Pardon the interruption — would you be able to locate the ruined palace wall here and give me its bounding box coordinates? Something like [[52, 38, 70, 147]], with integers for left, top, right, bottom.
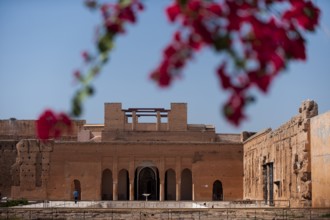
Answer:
[[193, 144, 243, 200], [311, 111, 330, 208], [39, 141, 243, 201], [10, 140, 53, 200], [217, 134, 241, 143], [102, 130, 217, 142], [0, 120, 36, 139], [243, 129, 271, 201], [0, 140, 18, 198], [0, 120, 86, 140], [243, 100, 318, 207], [124, 123, 168, 131]]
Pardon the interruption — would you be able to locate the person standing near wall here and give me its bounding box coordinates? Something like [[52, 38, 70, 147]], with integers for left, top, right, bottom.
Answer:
[[73, 190, 79, 204]]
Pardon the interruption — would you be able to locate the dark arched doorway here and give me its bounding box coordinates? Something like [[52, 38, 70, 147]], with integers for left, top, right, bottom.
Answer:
[[165, 169, 176, 200], [181, 169, 192, 200], [212, 180, 223, 201], [101, 169, 113, 200], [134, 167, 159, 200], [118, 169, 129, 200], [71, 179, 81, 200]]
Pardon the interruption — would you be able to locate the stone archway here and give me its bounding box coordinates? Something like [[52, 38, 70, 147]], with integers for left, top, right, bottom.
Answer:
[[212, 180, 223, 201], [165, 169, 176, 200], [181, 169, 192, 200], [134, 167, 159, 200], [101, 169, 113, 200]]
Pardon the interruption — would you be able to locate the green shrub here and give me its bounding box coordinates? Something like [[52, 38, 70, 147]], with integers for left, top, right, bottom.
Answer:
[[321, 213, 330, 218], [0, 198, 28, 207]]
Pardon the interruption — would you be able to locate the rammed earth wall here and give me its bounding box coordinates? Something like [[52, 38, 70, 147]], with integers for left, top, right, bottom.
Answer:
[[243, 100, 318, 208], [311, 111, 330, 207], [0, 119, 86, 141], [10, 140, 54, 200], [0, 140, 18, 198]]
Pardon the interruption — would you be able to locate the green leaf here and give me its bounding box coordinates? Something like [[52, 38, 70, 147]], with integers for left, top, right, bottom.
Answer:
[[84, 0, 98, 10], [223, 105, 233, 116], [178, 0, 188, 7], [98, 33, 114, 53], [119, 0, 132, 7], [86, 86, 94, 96], [72, 96, 82, 117], [234, 58, 246, 69], [100, 52, 109, 64], [213, 34, 230, 51], [91, 66, 100, 76], [245, 95, 255, 104]]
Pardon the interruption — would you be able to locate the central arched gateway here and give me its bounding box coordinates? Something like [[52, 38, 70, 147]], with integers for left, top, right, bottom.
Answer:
[[134, 167, 159, 200]]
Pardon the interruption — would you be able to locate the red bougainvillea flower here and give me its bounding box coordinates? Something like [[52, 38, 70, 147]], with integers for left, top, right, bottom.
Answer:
[[166, 3, 181, 22], [73, 70, 81, 80], [118, 7, 136, 23], [217, 63, 232, 90], [283, 1, 320, 31], [223, 93, 247, 126], [81, 51, 92, 63], [248, 71, 273, 93], [36, 110, 72, 140]]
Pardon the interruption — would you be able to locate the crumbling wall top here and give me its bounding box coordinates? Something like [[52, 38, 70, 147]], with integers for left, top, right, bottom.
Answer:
[[299, 99, 318, 119]]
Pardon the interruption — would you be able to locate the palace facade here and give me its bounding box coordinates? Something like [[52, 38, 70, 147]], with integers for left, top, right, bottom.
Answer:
[[0, 101, 329, 207]]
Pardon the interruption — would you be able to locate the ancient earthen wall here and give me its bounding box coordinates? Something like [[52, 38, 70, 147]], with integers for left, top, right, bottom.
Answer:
[[0, 140, 18, 198], [243, 129, 271, 202], [32, 141, 243, 201], [0, 120, 36, 139], [311, 111, 330, 207], [193, 144, 243, 200], [217, 134, 241, 143], [101, 130, 218, 142], [10, 140, 53, 200], [124, 123, 168, 131], [0, 119, 86, 141], [243, 100, 318, 207]]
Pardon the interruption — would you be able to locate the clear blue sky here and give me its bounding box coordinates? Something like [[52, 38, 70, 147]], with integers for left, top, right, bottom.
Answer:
[[1, 0, 329, 133]]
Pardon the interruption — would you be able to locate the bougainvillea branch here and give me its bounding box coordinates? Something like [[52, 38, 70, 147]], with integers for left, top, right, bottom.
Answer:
[[37, 0, 144, 139], [151, 0, 320, 125], [71, 0, 144, 117], [36, 0, 320, 140]]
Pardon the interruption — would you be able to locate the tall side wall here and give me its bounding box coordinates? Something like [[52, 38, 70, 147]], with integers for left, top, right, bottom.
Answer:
[[311, 111, 330, 207], [243, 129, 271, 201], [243, 100, 318, 207]]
